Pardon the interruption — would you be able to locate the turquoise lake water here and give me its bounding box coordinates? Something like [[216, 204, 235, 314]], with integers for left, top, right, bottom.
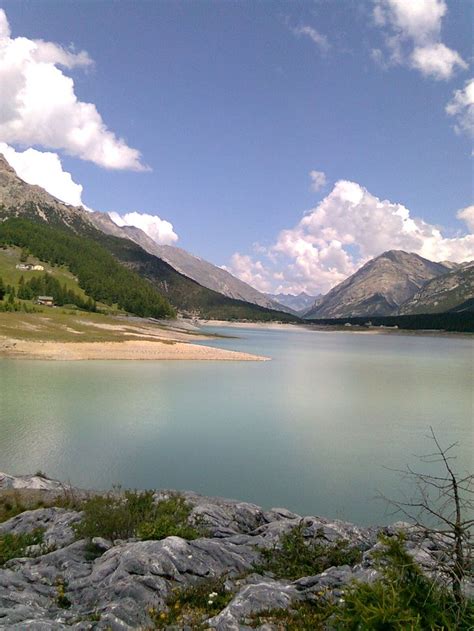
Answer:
[[0, 326, 472, 525]]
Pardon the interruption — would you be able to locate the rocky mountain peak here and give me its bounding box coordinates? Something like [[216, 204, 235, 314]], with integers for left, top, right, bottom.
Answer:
[[0, 153, 17, 175], [306, 250, 453, 319]]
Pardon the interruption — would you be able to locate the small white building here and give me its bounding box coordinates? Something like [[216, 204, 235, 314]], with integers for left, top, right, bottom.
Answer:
[[15, 263, 44, 271], [37, 296, 54, 306]]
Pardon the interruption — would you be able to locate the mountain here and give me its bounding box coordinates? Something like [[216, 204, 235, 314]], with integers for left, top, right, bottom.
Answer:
[[398, 262, 474, 314], [90, 211, 285, 311], [0, 154, 298, 322], [0, 155, 92, 232], [266, 291, 319, 313], [305, 250, 452, 319]]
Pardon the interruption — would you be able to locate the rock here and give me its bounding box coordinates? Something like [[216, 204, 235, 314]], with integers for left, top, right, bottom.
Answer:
[[207, 578, 300, 630], [0, 473, 66, 492], [91, 537, 113, 552], [0, 473, 471, 629], [0, 508, 82, 549]]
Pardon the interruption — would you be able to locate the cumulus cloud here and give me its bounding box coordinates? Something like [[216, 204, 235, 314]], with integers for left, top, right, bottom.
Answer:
[[309, 170, 327, 191], [0, 9, 146, 170], [292, 25, 329, 54], [109, 211, 178, 246], [457, 205, 474, 232], [446, 79, 474, 139], [222, 254, 274, 293], [225, 180, 474, 295], [0, 142, 85, 206], [372, 0, 467, 80]]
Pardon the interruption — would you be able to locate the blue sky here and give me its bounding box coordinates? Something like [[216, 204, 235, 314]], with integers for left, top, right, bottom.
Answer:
[[0, 0, 472, 293]]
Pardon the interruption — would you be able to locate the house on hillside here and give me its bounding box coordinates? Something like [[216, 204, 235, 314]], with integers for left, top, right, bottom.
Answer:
[[15, 263, 45, 271], [37, 296, 54, 306]]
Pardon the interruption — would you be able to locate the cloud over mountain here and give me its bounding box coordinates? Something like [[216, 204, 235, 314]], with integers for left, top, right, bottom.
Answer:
[[109, 211, 178, 246], [225, 180, 474, 295], [0, 9, 146, 170], [0, 142, 85, 207]]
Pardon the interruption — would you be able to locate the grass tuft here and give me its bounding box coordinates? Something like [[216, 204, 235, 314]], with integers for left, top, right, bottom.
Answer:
[[74, 490, 203, 542], [255, 522, 362, 580]]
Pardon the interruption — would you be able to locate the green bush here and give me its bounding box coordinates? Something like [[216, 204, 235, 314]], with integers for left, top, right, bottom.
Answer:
[[255, 523, 362, 580], [0, 529, 44, 566], [74, 490, 202, 542], [333, 534, 474, 630]]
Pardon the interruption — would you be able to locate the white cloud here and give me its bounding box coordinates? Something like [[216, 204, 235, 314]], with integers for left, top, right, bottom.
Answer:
[[225, 180, 474, 295], [457, 205, 474, 232], [372, 0, 466, 80], [292, 25, 329, 53], [0, 142, 85, 206], [222, 253, 274, 293], [446, 79, 474, 139], [309, 170, 327, 191], [109, 211, 178, 246], [411, 44, 467, 81], [0, 9, 146, 170]]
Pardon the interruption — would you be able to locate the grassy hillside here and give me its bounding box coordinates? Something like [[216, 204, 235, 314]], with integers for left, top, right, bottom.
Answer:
[[0, 216, 300, 322], [0, 219, 175, 319], [0, 310, 183, 343], [88, 229, 301, 322], [0, 246, 88, 300]]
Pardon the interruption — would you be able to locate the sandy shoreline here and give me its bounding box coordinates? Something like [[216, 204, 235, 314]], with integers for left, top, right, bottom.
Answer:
[[0, 338, 269, 361]]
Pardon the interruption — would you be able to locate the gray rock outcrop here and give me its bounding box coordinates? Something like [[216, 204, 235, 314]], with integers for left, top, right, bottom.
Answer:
[[0, 474, 468, 630]]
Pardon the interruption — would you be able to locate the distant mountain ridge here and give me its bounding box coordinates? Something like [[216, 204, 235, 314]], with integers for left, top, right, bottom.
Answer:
[[398, 262, 474, 314], [2, 154, 472, 320], [305, 250, 454, 319], [90, 212, 287, 311], [266, 291, 319, 313], [0, 154, 92, 232], [0, 154, 299, 322]]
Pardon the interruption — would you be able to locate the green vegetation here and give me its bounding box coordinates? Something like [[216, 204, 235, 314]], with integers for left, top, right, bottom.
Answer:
[[150, 577, 233, 628], [307, 312, 474, 332], [0, 218, 299, 322], [250, 533, 473, 630], [0, 219, 175, 319], [55, 576, 72, 609], [0, 245, 86, 295], [0, 491, 44, 523], [74, 490, 203, 542], [0, 529, 44, 566], [255, 523, 362, 580], [92, 230, 301, 322], [0, 309, 178, 343], [17, 274, 96, 311], [335, 534, 474, 630]]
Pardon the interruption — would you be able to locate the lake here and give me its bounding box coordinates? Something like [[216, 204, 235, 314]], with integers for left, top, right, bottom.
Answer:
[[0, 326, 472, 526]]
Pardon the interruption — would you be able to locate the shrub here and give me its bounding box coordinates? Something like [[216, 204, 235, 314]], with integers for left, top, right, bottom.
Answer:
[[137, 494, 202, 541], [74, 490, 202, 542], [255, 522, 362, 580], [333, 533, 474, 630], [0, 529, 44, 566]]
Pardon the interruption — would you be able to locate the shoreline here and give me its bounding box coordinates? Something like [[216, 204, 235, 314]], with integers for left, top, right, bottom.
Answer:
[[0, 337, 269, 361], [199, 319, 473, 338]]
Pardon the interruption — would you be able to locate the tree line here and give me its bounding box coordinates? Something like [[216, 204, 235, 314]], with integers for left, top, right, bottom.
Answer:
[[0, 219, 176, 319]]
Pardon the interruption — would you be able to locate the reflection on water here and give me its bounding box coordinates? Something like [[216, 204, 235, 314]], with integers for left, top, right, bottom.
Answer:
[[0, 327, 472, 525]]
